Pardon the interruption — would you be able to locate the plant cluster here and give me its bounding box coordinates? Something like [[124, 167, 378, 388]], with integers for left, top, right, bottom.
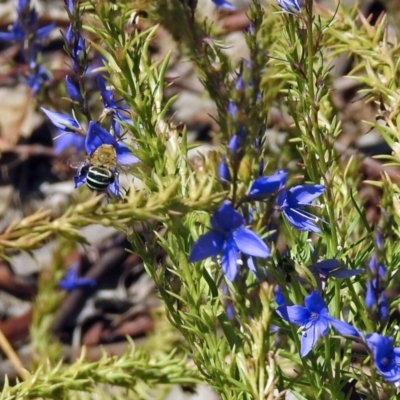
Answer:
[[1, 0, 400, 399]]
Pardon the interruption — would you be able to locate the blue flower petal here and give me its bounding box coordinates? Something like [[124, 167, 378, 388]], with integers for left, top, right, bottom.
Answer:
[[312, 259, 341, 275], [221, 238, 239, 281], [233, 227, 270, 258], [218, 159, 231, 186], [54, 132, 85, 154], [17, 0, 30, 13], [301, 324, 320, 357], [329, 269, 364, 279], [277, 0, 302, 12], [65, 76, 83, 103], [36, 23, 55, 41], [246, 256, 256, 275], [394, 347, 400, 365], [189, 231, 225, 262], [304, 291, 327, 314], [314, 317, 329, 336], [112, 119, 122, 137], [211, 201, 244, 232], [0, 31, 19, 42], [326, 316, 359, 337], [366, 334, 400, 383], [274, 286, 286, 306], [66, 0, 74, 12], [378, 293, 389, 320], [277, 190, 287, 207], [74, 278, 97, 288], [107, 177, 120, 198], [212, 0, 236, 11], [115, 143, 138, 165], [228, 127, 246, 158], [248, 170, 287, 200], [228, 101, 238, 117], [41, 108, 80, 131], [85, 121, 116, 155], [286, 305, 310, 326], [365, 280, 376, 310], [97, 76, 115, 107], [283, 208, 321, 233], [287, 184, 325, 206]]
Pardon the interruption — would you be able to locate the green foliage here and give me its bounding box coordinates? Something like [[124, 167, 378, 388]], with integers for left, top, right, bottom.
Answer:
[[0, 346, 201, 399], [4, 0, 400, 398]]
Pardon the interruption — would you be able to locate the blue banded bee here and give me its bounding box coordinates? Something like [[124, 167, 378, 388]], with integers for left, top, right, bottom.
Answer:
[[69, 144, 119, 193]]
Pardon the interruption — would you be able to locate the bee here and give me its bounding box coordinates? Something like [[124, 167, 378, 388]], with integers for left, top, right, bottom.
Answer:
[[69, 144, 118, 192]]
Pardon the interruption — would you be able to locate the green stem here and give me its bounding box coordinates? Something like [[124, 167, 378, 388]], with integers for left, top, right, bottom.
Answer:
[[304, 0, 338, 252]]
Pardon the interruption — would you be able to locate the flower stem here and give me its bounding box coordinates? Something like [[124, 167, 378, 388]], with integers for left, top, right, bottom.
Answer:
[[304, 0, 338, 251]]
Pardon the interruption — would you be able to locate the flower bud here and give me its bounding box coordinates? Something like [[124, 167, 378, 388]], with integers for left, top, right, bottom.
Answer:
[[277, 0, 302, 12], [65, 76, 83, 103], [218, 157, 231, 187]]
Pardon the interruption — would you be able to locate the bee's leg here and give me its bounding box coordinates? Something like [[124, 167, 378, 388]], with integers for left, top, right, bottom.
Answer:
[[104, 191, 112, 204]]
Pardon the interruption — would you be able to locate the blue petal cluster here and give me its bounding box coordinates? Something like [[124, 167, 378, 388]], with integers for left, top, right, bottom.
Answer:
[[212, 0, 236, 11], [0, 0, 54, 44], [277, 291, 359, 357], [366, 333, 400, 385], [218, 156, 231, 187], [308, 259, 364, 291], [248, 170, 287, 200], [189, 201, 270, 281], [97, 76, 131, 137], [59, 264, 96, 292], [65, 76, 84, 104], [365, 254, 388, 322], [54, 129, 85, 155], [41, 108, 81, 132], [277, 0, 302, 12], [0, 0, 54, 93], [228, 126, 247, 162], [277, 184, 325, 233]]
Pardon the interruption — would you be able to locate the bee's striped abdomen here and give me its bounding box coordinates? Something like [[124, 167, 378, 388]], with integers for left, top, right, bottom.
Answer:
[[86, 166, 114, 191]]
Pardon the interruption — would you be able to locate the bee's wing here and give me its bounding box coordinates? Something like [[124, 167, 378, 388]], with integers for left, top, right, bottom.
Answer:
[[116, 164, 139, 175], [67, 155, 89, 170]]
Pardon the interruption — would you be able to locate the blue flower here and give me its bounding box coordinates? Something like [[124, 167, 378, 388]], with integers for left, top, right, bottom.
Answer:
[[228, 126, 246, 162], [212, 0, 236, 11], [277, 184, 325, 233], [248, 170, 287, 200], [97, 76, 130, 120], [189, 201, 270, 281], [279, 291, 359, 357], [0, 21, 25, 43], [54, 129, 85, 155], [366, 333, 400, 384], [41, 108, 81, 132], [66, 0, 75, 14], [274, 285, 289, 321], [65, 24, 86, 72], [277, 0, 302, 12], [25, 65, 51, 94], [228, 101, 238, 118], [59, 264, 96, 291], [365, 254, 388, 322], [74, 121, 138, 197], [218, 156, 231, 187], [308, 259, 364, 291], [65, 76, 83, 104], [97, 76, 131, 136], [0, 4, 54, 44]]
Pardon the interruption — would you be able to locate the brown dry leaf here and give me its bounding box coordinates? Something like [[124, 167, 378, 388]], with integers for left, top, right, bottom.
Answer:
[[0, 86, 42, 147]]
